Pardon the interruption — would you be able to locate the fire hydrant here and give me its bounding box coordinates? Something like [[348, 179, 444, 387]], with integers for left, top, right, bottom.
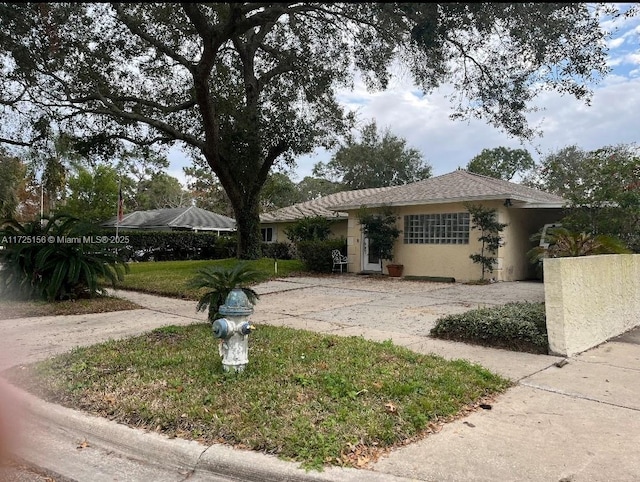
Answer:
[[211, 288, 255, 372]]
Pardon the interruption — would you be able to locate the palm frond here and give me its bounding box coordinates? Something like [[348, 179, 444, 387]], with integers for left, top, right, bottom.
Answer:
[[188, 262, 262, 321]]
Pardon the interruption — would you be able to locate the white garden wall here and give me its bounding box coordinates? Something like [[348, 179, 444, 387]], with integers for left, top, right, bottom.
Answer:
[[544, 254, 640, 356]]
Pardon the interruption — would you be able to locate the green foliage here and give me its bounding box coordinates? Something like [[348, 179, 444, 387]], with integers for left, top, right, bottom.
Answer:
[[134, 172, 190, 210], [297, 239, 347, 273], [314, 120, 431, 190], [528, 144, 640, 251], [465, 203, 508, 280], [284, 216, 333, 243], [183, 161, 235, 217], [466, 147, 535, 181], [0, 151, 27, 219], [187, 262, 262, 322], [527, 227, 631, 266], [260, 172, 302, 211], [357, 206, 401, 262], [261, 242, 293, 260], [296, 176, 344, 202], [112, 230, 237, 261], [0, 214, 129, 301], [430, 302, 548, 354], [63, 164, 120, 223], [0, 3, 611, 259]]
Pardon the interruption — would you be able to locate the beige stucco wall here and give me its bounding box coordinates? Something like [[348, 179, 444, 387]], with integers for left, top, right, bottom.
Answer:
[[345, 202, 563, 282], [544, 254, 640, 356], [499, 207, 564, 281], [345, 202, 486, 281], [396, 202, 487, 281]]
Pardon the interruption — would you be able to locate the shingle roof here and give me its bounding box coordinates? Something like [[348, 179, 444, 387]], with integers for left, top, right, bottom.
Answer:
[[330, 170, 566, 210], [260, 186, 394, 223], [102, 206, 236, 231]]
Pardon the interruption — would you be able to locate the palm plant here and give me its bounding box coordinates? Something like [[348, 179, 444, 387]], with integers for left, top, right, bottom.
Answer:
[[0, 213, 129, 301], [188, 262, 262, 322], [528, 226, 631, 265]]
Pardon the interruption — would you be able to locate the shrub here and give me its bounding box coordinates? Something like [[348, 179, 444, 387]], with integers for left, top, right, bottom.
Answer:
[[0, 214, 128, 301], [284, 216, 333, 243], [261, 242, 293, 260], [528, 227, 631, 263], [356, 206, 400, 262], [430, 302, 548, 354], [297, 239, 347, 273], [464, 202, 508, 280], [108, 230, 237, 261]]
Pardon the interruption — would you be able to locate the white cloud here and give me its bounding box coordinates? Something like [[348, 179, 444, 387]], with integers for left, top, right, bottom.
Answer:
[[608, 37, 626, 49]]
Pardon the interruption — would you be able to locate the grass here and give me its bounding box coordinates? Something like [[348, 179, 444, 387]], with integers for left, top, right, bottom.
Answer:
[[0, 296, 141, 320], [6, 324, 511, 470], [115, 258, 305, 299]]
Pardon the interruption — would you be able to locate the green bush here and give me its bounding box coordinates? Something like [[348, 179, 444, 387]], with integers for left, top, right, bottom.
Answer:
[[261, 242, 293, 260], [297, 239, 346, 273], [284, 216, 333, 243], [105, 230, 237, 261], [357, 206, 401, 262], [430, 302, 548, 354], [0, 214, 128, 301]]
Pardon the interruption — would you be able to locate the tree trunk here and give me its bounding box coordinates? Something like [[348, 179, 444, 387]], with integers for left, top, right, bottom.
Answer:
[[233, 200, 262, 260]]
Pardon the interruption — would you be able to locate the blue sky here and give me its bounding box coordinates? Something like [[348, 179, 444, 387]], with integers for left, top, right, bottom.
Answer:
[[168, 4, 640, 185]]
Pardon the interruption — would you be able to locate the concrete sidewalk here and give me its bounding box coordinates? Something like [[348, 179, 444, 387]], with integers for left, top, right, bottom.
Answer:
[[2, 275, 639, 481]]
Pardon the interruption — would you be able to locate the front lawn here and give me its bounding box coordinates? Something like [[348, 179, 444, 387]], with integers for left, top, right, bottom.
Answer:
[[115, 258, 305, 299], [0, 296, 141, 320], [7, 323, 511, 470]]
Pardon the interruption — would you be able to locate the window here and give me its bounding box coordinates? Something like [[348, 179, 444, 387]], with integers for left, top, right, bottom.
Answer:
[[403, 213, 470, 244], [261, 227, 274, 243]]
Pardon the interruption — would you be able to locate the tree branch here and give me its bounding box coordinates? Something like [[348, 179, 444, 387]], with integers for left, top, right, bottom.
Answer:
[[0, 136, 33, 147], [112, 3, 193, 69], [87, 90, 205, 150]]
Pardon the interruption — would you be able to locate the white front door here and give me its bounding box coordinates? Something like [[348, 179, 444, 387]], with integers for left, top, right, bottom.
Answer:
[[362, 236, 382, 272]]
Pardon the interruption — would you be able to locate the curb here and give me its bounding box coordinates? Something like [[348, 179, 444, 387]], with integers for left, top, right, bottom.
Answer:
[[6, 382, 413, 482]]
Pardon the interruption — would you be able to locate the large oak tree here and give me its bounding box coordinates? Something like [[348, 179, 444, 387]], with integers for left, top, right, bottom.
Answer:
[[0, 3, 611, 257]]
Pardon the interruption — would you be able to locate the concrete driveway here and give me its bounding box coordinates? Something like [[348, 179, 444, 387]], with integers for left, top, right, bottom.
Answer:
[[0, 275, 551, 380], [251, 275, 545, 337]]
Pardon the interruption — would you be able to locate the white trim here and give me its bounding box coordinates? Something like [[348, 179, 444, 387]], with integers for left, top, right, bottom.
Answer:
[[331, 194, 564, 211]]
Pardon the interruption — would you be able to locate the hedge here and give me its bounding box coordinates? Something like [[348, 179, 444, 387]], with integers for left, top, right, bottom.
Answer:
[[430, 302, 548, 354], [102, 230, 237, 261]]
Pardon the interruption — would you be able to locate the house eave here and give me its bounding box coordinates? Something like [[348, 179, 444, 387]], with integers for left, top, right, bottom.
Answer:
[[331, 194, 544, 211], [260, 212, 348, 224], [511, 202, 566, 209]]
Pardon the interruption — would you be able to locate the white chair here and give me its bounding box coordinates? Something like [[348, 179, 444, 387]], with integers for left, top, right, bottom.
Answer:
[[331, 249, 348, 273]]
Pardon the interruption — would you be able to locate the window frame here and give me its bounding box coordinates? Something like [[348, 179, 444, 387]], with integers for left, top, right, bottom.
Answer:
[[261, 227, 274, 243]]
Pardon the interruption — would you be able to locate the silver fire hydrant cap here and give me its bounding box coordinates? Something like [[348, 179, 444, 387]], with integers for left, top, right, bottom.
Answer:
[[218, 288, 254, 316]]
